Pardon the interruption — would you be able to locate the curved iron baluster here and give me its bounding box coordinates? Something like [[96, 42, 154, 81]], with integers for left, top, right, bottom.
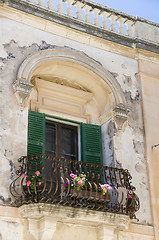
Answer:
[[10, 155, 140, 219]]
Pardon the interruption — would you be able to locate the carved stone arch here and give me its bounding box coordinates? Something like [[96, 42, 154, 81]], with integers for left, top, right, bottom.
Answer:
[[13, 47, 129, 127]]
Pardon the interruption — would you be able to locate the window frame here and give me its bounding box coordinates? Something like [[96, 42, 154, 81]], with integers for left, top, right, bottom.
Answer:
[[46, 116, 81, 161], [27, 110, 103, 167], [45, 118, 79, 161]]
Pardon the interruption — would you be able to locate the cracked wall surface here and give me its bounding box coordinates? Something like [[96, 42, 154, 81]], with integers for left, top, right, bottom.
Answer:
[[0, 16, 152, 227]]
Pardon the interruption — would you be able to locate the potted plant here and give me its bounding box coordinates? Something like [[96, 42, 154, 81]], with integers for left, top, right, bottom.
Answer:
[[22, 171, 46, 201], [23, 171, 45, 190], [64, 173, 112, 201]]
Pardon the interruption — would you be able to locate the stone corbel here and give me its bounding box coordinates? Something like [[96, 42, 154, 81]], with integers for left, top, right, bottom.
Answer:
[[12, 79, 34, 108], [113, 104, 129, 130], [40, 216, 57, 240], [98, 225, 115, 240], [97, 215, 130, 240]]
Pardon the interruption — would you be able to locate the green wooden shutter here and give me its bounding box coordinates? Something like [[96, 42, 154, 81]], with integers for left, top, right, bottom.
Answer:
[[27, 110, 45, 172], [81, 123, 103, 165]]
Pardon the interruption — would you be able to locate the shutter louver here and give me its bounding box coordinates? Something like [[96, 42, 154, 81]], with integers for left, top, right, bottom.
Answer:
[[81, 123, 103, 181], [27, 110, 45, 172], [81, 123, 103, 165]]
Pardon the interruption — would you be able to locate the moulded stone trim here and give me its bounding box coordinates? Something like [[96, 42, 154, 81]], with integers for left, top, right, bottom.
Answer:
[[16, 47, 126, 107], [19, 203, 130, 230], [19, 203, 130, 240], [31, 77, 94, 123]]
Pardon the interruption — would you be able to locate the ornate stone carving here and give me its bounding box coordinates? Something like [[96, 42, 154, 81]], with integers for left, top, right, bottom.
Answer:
[[16, 48, 126, 107], [12, 79, 34, 108], [114, 104, 129, 130]]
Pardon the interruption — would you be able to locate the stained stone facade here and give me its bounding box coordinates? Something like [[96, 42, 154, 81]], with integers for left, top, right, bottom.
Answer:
[[0, 0, 159, 239]]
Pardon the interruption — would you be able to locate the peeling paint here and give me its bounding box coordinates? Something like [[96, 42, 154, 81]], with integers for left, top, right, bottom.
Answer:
[[3, 150, 15, 181], [109, 71, 119, 79], [133, 140, 144, 155], [39, 40, 55, 50], [124, 90, 143, 131], [121, 63, 127, 69], [102, 120, 118, 168], [135, 162, 145, 173], [0, 196, 11, 204], [7, 52, 15, 59], [125, 90, 140, 104], [123, 75, 132, 87]]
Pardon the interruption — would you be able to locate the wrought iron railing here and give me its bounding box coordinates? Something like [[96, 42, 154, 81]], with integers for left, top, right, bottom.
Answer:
[[10, 155, 140, 219]]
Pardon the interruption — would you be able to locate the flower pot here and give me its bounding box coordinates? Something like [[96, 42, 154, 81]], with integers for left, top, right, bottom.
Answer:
[[69, 189, 110, 201], [22, 184, 47, 202]]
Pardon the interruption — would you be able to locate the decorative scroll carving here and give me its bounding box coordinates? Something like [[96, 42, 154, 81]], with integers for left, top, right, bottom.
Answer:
[[114, 104, 129, 130], [12, 79, 34, 108]]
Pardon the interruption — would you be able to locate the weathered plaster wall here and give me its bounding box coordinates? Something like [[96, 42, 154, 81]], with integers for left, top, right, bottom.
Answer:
[[0, 16, 151, 226]]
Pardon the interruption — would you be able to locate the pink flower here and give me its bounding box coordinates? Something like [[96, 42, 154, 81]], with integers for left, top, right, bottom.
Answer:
[[77, 181, 82, 185], [43, 178, 45, 180], [101, 184, 112, 190], [70, 173, 77, 179], [105, 184, 112, 190], [23, 173, 27, 178], [35, 171, 40, 176], [82, 177, 85, 181], [27, 181, 31, 187], [39, 182, 42, 186], [128, 195, 132, 199]]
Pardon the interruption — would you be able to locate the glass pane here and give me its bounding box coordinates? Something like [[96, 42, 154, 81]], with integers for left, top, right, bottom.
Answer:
[[61, 126, 77, 160], [45, 122, 56, 181], [45, 122, 56, 156]]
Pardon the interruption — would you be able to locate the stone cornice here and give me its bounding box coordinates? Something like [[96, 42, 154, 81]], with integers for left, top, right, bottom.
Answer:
[[5, 0, 159, 54], [18, 204, 131, 240], [19, 203, 130, 230]]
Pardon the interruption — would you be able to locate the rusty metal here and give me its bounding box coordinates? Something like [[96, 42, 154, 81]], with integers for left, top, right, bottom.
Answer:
[[10, 155, 140, 219]]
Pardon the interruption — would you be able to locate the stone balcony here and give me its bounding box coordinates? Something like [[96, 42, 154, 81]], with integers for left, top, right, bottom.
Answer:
[[18, 203, 130, 240], [2, 0, 159, 53]]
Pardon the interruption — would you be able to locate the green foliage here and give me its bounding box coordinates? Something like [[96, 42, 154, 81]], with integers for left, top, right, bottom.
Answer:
[[24, 171, 44, 190]]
